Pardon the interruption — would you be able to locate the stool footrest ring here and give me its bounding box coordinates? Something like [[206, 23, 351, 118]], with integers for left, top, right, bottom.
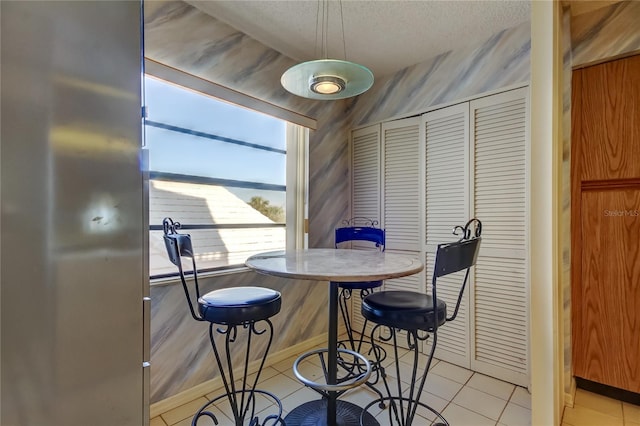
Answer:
[[293, 348, 372, 393]]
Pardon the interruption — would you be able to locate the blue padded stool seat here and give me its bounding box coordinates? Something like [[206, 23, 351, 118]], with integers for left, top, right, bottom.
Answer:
[[199, 286, 281, 325], [362, 290, 447, 332]]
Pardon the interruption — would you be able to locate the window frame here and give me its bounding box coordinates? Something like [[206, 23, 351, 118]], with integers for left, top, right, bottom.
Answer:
[[144, 59, 312, 283]]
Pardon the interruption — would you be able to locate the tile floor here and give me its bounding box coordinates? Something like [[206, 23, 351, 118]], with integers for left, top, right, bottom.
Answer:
[[150, 340, 640, 426], [561, 388, 640, 426], [151, 341, 534, 426]]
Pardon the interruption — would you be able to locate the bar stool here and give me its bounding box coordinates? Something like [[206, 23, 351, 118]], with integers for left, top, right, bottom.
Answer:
[[360, 218, 482, 426], [334, 218, 387, 403], [162, 217, 284, 426]]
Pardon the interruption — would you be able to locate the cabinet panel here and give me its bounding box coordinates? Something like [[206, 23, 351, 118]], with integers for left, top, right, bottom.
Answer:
[[572, 55, 640, 394], [577, 55, 640, 181], [574, 189, 640, 393]]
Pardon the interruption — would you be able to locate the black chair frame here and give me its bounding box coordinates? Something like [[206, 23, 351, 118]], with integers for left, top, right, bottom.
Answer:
[[162, 218, 283, 426], [333, 218, 388, 404], [360, 218, 482, 426]]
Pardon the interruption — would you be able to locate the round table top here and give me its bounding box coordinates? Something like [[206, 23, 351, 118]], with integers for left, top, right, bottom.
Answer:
[[245, 249, 424, 282]]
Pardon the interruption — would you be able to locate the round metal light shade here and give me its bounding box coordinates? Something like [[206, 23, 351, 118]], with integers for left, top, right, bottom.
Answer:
[[281, 59, 374, 100]]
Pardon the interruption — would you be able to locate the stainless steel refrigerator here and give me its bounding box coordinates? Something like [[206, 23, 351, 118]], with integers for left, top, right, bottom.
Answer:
[[1, 1, 148, 425]]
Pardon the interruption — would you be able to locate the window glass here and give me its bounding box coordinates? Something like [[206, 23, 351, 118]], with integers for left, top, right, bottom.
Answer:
[[145, 76, 288, 278]]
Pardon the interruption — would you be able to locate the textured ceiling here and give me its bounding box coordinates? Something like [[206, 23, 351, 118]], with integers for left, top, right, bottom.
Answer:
[[187, 0, 531, 78]]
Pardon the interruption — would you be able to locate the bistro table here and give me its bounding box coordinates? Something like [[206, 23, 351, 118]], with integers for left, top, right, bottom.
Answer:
[[245, 249, 424, 426]]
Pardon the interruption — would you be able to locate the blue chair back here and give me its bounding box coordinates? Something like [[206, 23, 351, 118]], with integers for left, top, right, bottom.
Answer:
[[335, 225, 385, 251], [334, 219, 385, 289]]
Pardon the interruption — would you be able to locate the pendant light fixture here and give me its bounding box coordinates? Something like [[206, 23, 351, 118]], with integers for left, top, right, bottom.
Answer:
[[281, 0, 374, 100]]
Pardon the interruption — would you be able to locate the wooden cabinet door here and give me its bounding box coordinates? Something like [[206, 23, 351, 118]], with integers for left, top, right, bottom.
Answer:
[[574, 189, 640, 392], [572, 54, 640, 393]]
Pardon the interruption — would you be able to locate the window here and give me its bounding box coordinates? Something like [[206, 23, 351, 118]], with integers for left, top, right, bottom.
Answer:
[[145, 71, 308, 279]]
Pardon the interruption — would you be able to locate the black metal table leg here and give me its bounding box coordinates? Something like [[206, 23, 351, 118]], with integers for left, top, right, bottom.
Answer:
[[328, 281, 339, 425], [284, 281, 379, 426]]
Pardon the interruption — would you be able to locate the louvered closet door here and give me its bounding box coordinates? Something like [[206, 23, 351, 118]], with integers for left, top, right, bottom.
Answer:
[[423, 103, 471, 367], [381, 118, 425, 348], [470, 87, 529, 386], [350, 125, 382, 336], [382, 117, 423, 251]]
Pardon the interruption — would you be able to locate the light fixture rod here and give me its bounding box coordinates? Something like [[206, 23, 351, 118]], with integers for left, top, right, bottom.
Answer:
[[339, 0, 347, 61], [323, 0, 329, 58]]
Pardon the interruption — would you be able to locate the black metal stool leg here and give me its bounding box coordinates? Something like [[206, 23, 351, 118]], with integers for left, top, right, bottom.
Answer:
[[360, 325, 449, 426], [192, 319, 284, 426], [337, 288, 387, 405], [338, 287, 356, 351]]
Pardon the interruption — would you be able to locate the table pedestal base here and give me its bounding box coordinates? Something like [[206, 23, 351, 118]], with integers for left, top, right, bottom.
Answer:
[[284, 399, 379, 426]]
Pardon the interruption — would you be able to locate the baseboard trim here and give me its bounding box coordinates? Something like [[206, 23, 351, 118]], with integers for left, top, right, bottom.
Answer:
[[150, 333, 329, 418], [564, 377, 576, 408]]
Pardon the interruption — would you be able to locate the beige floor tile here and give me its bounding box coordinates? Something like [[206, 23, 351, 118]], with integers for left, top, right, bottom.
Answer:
[[161, 397, 208, 425], [205, 380, 251, 401], [280, 386, 322, 414], [150, 416, 167, 426], [415, 390, 449, 422], [397, 349, 437, 372], [374, 401, 427, 426], [374, 409, 396, 426], [453, 385, 508, 420], [430, 360, 474, 385], [421, 372, 465, 401], [383, 360, 425, 386], [255, 404, 287, 424], [342, 386, 386, 418], [257, 373, 305, 400], [282, 357, 327, 383], [270, 355, 298, 373], [499, 402, 531, 426], [441, 402, 496, 426], [203, 367, 282, 401], [510, 386, 531, 410], [574, 389, 623, 419], [255, 366, 282, 383], [171, 413, 220, 426], [213, 392, 279, 424], [467, 372, 516, 400], [377, 342, 410, 368], [563, 404, 624, 426], [624, 402, 640, 423], [374, 405, 425, 426]]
